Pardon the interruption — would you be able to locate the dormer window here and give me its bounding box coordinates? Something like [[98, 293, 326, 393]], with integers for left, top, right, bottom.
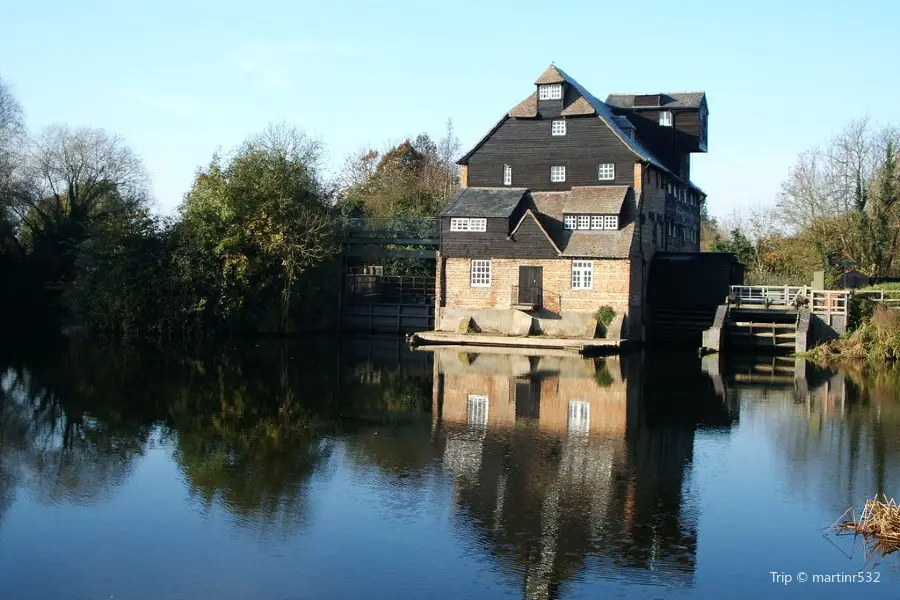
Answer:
[[539, 84, 562, 100], [659, 111, 673, 127], [503, 164, 512, 186], [551, 120, 566, 136], [564, 214, 619, 230]]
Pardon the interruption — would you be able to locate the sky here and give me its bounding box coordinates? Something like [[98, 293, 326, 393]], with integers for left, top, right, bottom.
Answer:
[[2, 0, 898, 219]]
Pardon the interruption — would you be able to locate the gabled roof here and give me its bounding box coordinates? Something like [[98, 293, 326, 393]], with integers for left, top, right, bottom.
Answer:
[[605, 92, 706, 110], [534, 64, 566, 85], [562, 186, 630, 215], [440, 187, 528, 218], [455, 64, 705, 193], [510, 209, 562, 255]]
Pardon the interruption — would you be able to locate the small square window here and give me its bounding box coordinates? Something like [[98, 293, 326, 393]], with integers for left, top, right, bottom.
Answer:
[[598, 163, 615, 181], [550, 166, 566, 182], [470, 218, 486, 232], [572, 260, 593, 290], [577, 215, 590, 230], [503, 164, 512, 186], [659, 111, 673, 127], [551, 120, 566, 136], [564, 215, 576, 230], [590, 216, 603, 229], [471, 259, 491, 287], [539, 84, 562, 100], [450, 218, 468, 232], [603, 215, 618, 230]]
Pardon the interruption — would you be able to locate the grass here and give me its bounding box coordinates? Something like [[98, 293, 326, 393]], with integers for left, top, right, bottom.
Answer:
[[833, 495, 900, 557], [807, 305, 900, 363]]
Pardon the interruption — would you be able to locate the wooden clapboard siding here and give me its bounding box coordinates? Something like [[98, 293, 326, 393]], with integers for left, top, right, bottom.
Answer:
[[440, 215, 558, 259], [466, 116, 637, 191]]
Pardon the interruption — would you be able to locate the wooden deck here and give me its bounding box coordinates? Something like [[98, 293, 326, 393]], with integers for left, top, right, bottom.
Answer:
[[407, 331, 633, 355]]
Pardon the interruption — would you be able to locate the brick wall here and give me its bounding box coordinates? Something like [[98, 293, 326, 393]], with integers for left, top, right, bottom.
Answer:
[[443, 257, 631, 314], [441, 371, 627, 436]]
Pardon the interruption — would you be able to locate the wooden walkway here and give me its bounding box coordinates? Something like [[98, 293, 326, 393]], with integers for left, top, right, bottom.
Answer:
[[408, 331, 632, 355]]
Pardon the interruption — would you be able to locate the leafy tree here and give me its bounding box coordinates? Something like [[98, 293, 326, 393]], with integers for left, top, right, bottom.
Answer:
[[176, 123, 339, 333]]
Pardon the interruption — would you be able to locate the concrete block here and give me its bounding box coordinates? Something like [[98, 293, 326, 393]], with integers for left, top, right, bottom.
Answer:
[[605, 314, 625, 340], [583, 317, 599, 339], [456, 317, 472, 333], [509, 310, 534, 336]]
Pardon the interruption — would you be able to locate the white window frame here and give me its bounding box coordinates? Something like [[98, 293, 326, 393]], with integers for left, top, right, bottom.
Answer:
[[571, 260, 593, 290], [551, 120, 566, 136], [598, 163, 615, 181], [590, 215, 603, 230], [568, 400, 590, 435], [538, 84, 562, 100], [470, 259, 491, 287], [503, 164, 512, 186], [577, 215, 590, 230], [550, 165, 566, 183], [659, 111, 673, 127], [467, 394, 489, 427], [603, 215, 618, 230], [450, 218, 486, 232], [564, 215, 576, 230]]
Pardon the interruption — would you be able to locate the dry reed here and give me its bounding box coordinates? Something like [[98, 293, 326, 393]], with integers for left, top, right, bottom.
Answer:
[[833, 495, 900, 556]]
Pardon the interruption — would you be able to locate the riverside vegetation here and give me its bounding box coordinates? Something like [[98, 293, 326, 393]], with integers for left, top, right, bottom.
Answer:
[[0, 77, 460, 338]]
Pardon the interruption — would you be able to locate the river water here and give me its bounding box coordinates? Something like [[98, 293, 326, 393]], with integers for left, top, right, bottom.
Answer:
[[0, 336, 897, 599]]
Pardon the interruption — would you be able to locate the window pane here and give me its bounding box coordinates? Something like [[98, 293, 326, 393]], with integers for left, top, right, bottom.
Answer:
[[550, 166, 566, 182], [471, 218, 486, 232], [577, 215, 590, 229], [604, 216, 618, 230], [598, 163, 615, 181], [591, 216, 602, 229], [564, 215, 576, 230], [503, 164, 512, 185], [539, 84, 562, 100], [471, 260, 491, 287], [551, 120, 566, 136]]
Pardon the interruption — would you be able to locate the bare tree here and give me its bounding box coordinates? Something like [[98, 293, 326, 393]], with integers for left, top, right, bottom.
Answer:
[[777, 118, 900, 273], [0, 76, 26, 217], [15, 125, 149, 240]]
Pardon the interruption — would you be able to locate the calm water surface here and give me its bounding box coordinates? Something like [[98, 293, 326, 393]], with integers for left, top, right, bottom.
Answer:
[[0, 336, 898, 599]]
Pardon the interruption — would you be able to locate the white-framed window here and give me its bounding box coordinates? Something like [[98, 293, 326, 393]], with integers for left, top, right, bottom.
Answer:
[[467, 394, 489, 427], [591, 215, 603, 230], [551, 120, 566, 136], [659, 111, 673, 127], [503, 164, 512, 186], [598, 163, 615, 181], [571, 260, 593, 290], [603, 215, 618, 230], [470, 259, 491, 287], [450, 218, 487, 232], [568, 400, 590, 435], [564, 215, 576, 230], [550, 166, 566, 182], [668, 223, 677, 237], [577, 215, 590, 230], [538, 84, 562, 100]]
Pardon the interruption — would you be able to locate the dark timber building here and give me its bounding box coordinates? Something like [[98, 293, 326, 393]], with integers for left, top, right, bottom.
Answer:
[[435, 64, 710, 339]]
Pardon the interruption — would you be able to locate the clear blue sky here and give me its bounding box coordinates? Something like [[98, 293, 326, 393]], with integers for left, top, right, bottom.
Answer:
[[2, 0, 897, 219]]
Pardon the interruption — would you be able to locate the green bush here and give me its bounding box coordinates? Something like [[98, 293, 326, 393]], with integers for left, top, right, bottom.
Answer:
[[594, 306, 616, 338]]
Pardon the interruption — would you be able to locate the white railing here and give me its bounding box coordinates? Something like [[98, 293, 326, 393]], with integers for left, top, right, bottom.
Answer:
[[810, 290, 849, 317], [854, 289, 900, 306], [729, 285, 810, 308]]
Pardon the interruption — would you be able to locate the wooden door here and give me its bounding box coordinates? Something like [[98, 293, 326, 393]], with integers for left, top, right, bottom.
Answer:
[[518, 266, 543, 305]]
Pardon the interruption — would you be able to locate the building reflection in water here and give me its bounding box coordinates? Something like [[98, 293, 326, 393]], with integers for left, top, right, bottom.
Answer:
[[431, 349, 737, 599]]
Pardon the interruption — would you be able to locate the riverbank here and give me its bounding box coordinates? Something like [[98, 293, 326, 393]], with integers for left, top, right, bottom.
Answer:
[[804, 304, 900, 364]]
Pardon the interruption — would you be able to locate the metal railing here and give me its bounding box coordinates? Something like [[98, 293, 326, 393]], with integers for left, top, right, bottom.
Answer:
[[511, 285, 543, 308], [729, 285, 810, 308], [344, 274, 436, 304], [342, 217, 440, 243]]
